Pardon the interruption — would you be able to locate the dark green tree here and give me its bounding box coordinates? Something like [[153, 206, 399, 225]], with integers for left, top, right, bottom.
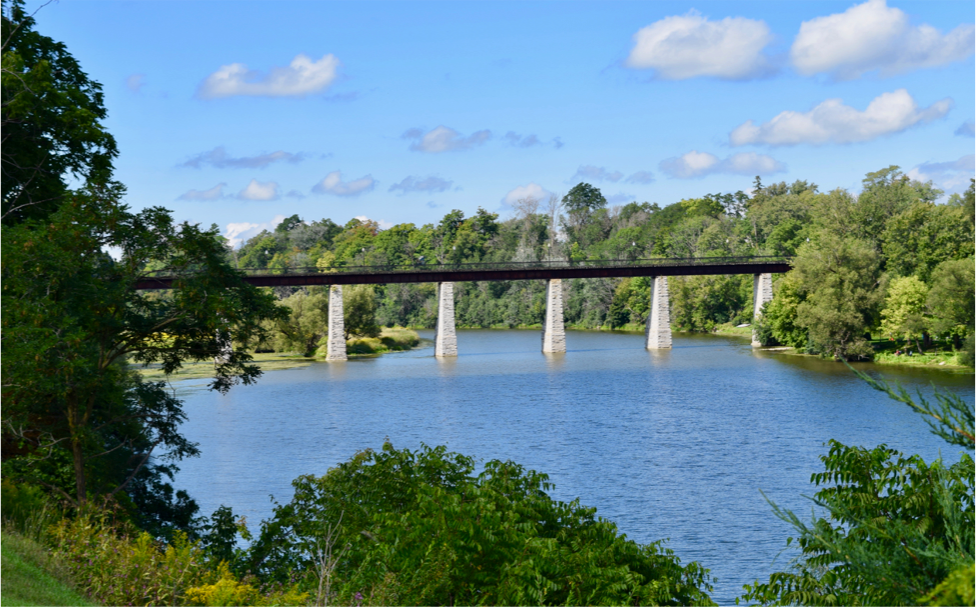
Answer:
[[2, 192, 285, 507], [1, 0, 118, 224]]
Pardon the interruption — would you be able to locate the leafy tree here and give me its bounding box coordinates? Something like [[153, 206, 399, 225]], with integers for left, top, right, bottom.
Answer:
[[248, 442, 715, 606], [926, 257, 975, 351], [881, 202, 974, 282], [879, 275, 929, 351], [2, 192, 285, 507], [562, 182, 607, 247], [792, 234, 883, 360], [343, 284, 380, 339], [275, 289, 329, 356], [1, 0, 118, 224], [756, 273, 808, 348]]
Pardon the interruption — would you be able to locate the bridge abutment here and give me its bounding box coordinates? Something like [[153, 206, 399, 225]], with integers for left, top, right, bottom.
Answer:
[[752, 273, 773, 347], [542, 278, 566, 353], [326, 285, 347, 361], [435, 282, 458, 357], [645, 276, 672, 349]]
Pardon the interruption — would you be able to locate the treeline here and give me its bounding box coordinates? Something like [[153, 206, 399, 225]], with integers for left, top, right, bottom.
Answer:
[[237, 172, 975, 362]]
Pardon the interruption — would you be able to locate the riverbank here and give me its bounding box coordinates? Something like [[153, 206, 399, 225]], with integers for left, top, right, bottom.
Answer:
[[136, 328, 426, 381], [710, 322, 972, 372]]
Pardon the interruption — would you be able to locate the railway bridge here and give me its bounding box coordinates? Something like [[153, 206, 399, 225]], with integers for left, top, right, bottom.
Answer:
[[136, 256, 791, 361]]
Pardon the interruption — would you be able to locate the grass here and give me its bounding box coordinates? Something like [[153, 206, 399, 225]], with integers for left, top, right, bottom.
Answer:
[[0, 528, 96, 607], [136, 351, 314, 382]]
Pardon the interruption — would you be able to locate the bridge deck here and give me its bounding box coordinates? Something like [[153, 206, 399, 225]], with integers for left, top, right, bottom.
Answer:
[[135, 257, 792, 289]]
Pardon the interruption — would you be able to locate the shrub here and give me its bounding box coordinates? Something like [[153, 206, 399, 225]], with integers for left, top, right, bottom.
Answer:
[[248, 443, 715, 606]]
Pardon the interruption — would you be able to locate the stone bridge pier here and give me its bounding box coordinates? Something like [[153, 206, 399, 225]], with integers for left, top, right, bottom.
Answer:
[[542, 279, 566, 353], [434, 282, 458, 357], [752, 273, 773, 347], [645, 276, 672, 350], [326, 285, 347, 361]]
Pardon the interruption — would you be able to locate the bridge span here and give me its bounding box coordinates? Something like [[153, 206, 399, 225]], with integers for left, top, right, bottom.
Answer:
[[136, 256, 791, 361]]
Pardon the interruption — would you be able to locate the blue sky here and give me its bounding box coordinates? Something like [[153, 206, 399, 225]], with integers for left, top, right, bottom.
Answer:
[[32, 0, 975, 246]]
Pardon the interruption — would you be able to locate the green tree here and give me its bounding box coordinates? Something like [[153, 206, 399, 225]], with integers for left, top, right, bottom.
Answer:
[[248, 442, 715, 606], [792, 234, 884, 360], [562, 182, 607, 247], [343, 284, 380, 339], [927, 257, 975, 352], [2, 193, 285, 508], [1, 0, 119, 224], [879, 275, 930, 351], [275, 289, 329, 357], [881, 202, 974, 282], [757, 273, 808, 348]]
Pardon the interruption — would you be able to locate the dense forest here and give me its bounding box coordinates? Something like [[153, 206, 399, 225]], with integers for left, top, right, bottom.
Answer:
[[237, 173, 975, 363]]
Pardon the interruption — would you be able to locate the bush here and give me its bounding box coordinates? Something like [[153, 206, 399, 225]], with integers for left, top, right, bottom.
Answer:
[[248, 443, 715, 606]]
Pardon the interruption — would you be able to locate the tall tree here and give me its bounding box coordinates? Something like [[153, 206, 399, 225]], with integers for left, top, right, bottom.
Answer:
[[2, 191, 285, 506], [1, 0, 118, 224]]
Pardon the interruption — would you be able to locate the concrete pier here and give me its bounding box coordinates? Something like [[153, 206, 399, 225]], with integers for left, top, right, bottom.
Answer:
[[542, 278, 566, 353], [326, 285, 347, 361], [645, 276, 672, 350], [434, 282, 458, 357], [752, 273, 773, 347]]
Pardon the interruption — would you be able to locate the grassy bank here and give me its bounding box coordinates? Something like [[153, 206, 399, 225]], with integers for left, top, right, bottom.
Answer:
[[136, 351, 314, 382], [1, 529, 96, 607]]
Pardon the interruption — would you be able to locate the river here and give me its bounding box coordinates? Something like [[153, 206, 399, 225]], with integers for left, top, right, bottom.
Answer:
[[172, 329, 973, 605]]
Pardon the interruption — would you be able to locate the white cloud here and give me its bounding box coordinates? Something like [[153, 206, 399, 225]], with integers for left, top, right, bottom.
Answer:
[[197, 53, 340, 99], [625, 170, 656, 184], [237, 179, 280, 201], [312, 171, 376, 196], [572, 165, 624, 183], [906, 154, 975, 195], [402, 126, 491, 153], [223, 215, 286, 248], [181, 146, 308, 169], [502, 183, 552, 206], [730, 89, 952, 147], [956, 121, 975, 137], [126, 73, 146, 93], [626, 11, 774, 80], [660, 151, 786, 179], [791, 0, 975, 80], [353, 215, 393, 230], [389, 175, 454, 194], [177, 183, 226, 201]]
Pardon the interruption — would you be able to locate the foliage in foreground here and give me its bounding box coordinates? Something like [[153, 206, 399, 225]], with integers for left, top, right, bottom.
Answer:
[[740, 375, 975, 606], [0, 528, 97, 607], [248, 443, 715, 606]]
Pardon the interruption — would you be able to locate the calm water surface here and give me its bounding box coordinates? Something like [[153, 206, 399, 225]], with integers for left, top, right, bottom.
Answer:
[[173, 330, 973, 605]]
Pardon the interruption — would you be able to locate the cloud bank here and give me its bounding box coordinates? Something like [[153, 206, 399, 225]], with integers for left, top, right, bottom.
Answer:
[[956, 121, 975, 138], [571, 166, 656, 185], [906, 154, 975, 194], [660, 151, 786, 179], [791, 0, 975, 79], [730, 89, 952, 146], [312, 171, 376, 196], [403, 126, 491, 153], [181, 146, 308, 169], [197, 53, 340, 99], [626, 11, 774, 80]]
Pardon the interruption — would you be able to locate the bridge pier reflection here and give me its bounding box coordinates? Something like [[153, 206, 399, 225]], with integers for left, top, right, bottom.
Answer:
[[645, 276, 672, 349]]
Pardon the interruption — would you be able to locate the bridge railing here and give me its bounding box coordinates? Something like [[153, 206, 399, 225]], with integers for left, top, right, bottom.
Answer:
[[142, 255, 792, 278]]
